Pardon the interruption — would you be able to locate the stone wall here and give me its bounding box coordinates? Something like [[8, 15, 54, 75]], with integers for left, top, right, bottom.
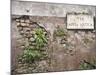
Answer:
[[11, 1, 96, 74], [11, 15, 96, 74]]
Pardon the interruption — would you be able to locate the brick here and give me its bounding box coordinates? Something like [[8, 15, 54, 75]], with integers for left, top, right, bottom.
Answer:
[[17, 22, 20, 26], [21, 23, 26, 26], [16, 19, 20, 22], [20, 19, 24, 22], [25, 19, 30, 23]]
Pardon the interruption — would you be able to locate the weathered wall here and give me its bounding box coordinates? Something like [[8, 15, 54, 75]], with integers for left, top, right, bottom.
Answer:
[[11, 15, 96, 73], [11, 1, 96, 74], [11, 0, 96, 17]]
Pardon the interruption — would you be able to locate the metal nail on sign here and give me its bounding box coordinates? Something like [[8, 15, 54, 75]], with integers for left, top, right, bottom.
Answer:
[[67, 14, 94, 29]]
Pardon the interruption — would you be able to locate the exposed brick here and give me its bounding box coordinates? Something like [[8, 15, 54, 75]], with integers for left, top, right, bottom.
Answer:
[[20, 19, 24, 23], [21, 23, 26, 26], [25, 19, 30, 23]]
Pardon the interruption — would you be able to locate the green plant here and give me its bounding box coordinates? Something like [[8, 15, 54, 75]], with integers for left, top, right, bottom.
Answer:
[[80, 60, 96, 70], [18, 28, 48, 63], [34, 28, 47, 49], [54, 28, 66, 37], [22, 50, 42, 63], [20, 47, 46, 63], [83, 38, 92, 45]]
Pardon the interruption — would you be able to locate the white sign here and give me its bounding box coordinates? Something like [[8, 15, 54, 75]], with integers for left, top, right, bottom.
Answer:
[[67, 14, 94, 29]]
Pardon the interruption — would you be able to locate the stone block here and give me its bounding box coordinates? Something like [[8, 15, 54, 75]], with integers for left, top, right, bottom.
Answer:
[[25, 19, 30, 23], [17, 22, 20, 26], [16, 19, 20, 22], [24, 28, 31, 31], [20, 31, 24, 34], [20, 45, 25, 49], [29, 37, 35, 42], [26, 23, 30, 26], [25, 34, 32, 38], [21, 23, 26, 26], [20, 19, 25, 23]]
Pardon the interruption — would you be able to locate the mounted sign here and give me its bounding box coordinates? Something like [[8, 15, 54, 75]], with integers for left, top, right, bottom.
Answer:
[[67, 14, 94, 29]]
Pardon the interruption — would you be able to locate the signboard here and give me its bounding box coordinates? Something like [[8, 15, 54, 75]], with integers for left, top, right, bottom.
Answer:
[[67, 14, 94, 29]]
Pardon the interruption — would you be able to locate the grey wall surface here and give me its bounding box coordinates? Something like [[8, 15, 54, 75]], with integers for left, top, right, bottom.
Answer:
[[11, 0, 96, 17]]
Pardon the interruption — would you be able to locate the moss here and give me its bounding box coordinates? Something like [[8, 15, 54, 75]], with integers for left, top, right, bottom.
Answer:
[[83, 37, 92, 45], [80, 60, 96, 70], [54, 28, 66, 37]]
